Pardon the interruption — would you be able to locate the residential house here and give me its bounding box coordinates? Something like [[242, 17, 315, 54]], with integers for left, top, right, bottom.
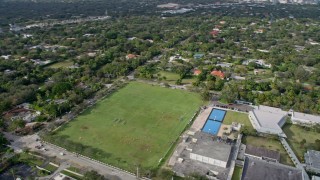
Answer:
[[193, 69, 202, 76], [126, 54, 138, 60], [254, 69, 266, 75], [3, 104, 40, 123], [193, 53, 204, 59], [209, 29, 220, 37], [1, 55, 11, 60], [211, 70, 225, 79]]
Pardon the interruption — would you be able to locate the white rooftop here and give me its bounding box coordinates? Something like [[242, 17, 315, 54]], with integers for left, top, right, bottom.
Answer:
[[258, 105, 287, 115], [253, 111, 285, 131], [292, 112, 320, 123], [251, 105, 287, 131]]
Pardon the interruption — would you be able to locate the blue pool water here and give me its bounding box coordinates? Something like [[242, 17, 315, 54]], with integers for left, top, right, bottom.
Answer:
[[202, 120, 222, 135], [202, 108, 227, 135], [208, 109, 226, 122]]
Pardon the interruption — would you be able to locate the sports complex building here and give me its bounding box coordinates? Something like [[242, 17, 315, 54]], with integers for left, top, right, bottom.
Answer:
[[248, 105, 320, 137], [189, 131, 232, 168], [241, 157, 303, 180], [290, 111, 320, 125], [248, 105, 287, 137], [172, 107, 242, 179]]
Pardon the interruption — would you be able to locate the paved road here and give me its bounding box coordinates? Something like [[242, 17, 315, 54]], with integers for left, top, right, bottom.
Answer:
[[4, 133, 138, 180]]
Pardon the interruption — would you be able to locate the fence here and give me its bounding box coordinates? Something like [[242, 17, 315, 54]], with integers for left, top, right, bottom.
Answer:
[[157, 108, 201, 167], [41, 140, 151, 180]]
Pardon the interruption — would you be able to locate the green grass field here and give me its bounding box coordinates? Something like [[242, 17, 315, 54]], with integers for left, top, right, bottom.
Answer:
[[51, 82, 203, 171], [283, 124, 320, 162], [243, 136, 293, 166], [231, 166, 242, 180], [223, 111, 254, 132], [157, 71, 195, 84], [48, 60, 74, 68]]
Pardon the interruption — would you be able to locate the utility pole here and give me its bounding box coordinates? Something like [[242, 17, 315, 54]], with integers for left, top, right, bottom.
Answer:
[[136, 166, 139, 179]]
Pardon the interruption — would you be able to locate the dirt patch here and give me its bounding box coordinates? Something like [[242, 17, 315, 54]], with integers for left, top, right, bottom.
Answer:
[[81, 126, 89, 130]]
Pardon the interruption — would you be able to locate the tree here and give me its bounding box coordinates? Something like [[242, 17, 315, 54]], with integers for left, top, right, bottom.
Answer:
[[300, 139, 306, 148], [176, 78, 182, 85], [0, 133, 8, 149], [8, 119, 25, 131], [156, 169, 174, 179], [314, 139, 320, 151], [220, 84, 238, 103], [0, 118, 4, 129], [213, 79, 224, 91], [201, 89, 210, 101], [83, 170, 107, 180], [52, 82, 72, 96], [295, 66, 309, 81]]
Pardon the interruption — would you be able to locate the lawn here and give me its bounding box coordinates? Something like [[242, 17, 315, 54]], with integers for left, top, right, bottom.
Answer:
[[283, 124, 320, 162], [44, 164, 58, 173], [50, 82, 203, 172], [242, 136, 293, 166], [231, 166, 242, 180], [18, 153, 44, 167], [48, 60, 74, 68], [157, 71, 195, 84], [223, 111, 254, 132]]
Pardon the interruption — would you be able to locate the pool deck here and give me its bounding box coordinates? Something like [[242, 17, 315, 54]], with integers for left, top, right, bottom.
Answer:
[[190, 107, 213, 132]]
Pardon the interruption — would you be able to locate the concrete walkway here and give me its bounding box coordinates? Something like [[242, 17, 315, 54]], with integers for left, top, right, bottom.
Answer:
[[280, 138, 309, 180], [38, 162, 70, 180], [190, 107, 212, 132]]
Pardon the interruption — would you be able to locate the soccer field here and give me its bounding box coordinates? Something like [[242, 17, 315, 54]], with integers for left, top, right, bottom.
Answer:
[[49, 82, 203, 172]]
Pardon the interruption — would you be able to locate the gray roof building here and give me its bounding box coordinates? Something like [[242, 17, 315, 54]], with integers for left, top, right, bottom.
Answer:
[[241, 157, 303, 180], [312, 176, 320, 180], [189, 132, 232, 168], [190, 132, 232, 162], [245, 145, 281, 162], [248, 105, 287, 137], [291, 111, 320, 125], [305, 150, 320, 174]]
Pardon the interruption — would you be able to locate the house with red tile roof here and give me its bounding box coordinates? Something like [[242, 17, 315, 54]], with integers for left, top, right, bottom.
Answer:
[[126, 54, 138, 60], [211, 70, 225, 79], [193, 69, 202, 76], [210, 30, 219, 37]]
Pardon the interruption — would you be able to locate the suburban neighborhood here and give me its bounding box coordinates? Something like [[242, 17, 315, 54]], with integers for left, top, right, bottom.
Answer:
[[0, 0, 320, 179]]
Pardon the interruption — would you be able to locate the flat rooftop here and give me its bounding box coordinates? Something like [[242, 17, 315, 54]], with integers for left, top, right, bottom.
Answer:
[[252, 110, 285, 130], [190, 132, 232, 162], [245, 145, 280, 162], [242, 157, 302, 180], [251, 105, 287, 130], [305, 150, 320, 170], [293, 111, 320, 123], [258, 105, 287, 114]]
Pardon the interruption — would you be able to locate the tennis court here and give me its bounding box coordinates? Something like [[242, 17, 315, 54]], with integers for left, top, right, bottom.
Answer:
[[202, 120, 222, 135], [202, 108, 227, 135], [208, 109, 226, 122]]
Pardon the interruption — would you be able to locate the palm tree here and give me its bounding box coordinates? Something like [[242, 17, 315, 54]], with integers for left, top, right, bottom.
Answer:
[[10, 168, 16, 179]]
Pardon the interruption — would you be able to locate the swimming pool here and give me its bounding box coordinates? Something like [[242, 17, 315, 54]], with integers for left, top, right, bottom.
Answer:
[[202, 108, 227, 135]]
